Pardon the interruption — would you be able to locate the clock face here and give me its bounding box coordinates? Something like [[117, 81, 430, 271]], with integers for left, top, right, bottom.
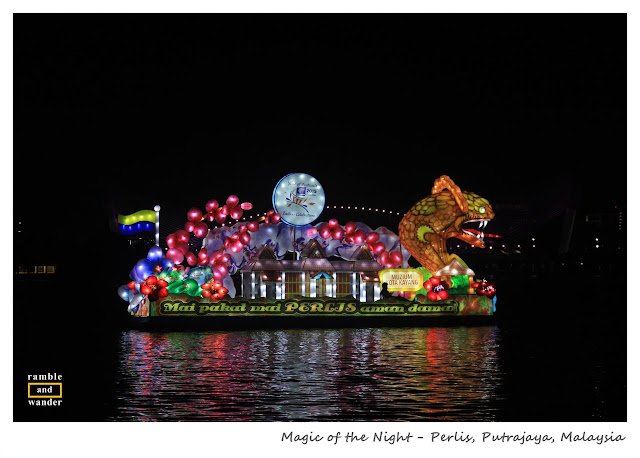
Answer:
[[272, 173, 325, 227]]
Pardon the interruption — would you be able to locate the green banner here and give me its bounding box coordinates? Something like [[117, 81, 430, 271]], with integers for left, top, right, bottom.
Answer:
[[151, 295, 494, 317]]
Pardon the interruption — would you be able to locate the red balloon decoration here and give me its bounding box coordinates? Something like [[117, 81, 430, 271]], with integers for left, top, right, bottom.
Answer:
[[187, 207, 203, 223], [344, 222, 358, 235], [328, 218, 339, 228], [166, 248, 184, 264], [184, 221, 195, 233], [240, 202, 253, 210], [247, 221, 259, 232], [230, 206, 243, 220], [193, 221, 208, 238], [214, 208, 227, 223], [226, 195, 240, 208], [389, 251, 403, 267], [331, 226, 345, 240], [369, 241, 386, 255], [239, 231, 251, 245], [269, 213, 281, 224], [366, 231, 380, 243], [166, 233, 177, 248], [185, 251, 198, 266], [352, 229, 367, 244], [205, 199, 219, 213], [319, 223, 332, 239], [176, 230, 189, 243]]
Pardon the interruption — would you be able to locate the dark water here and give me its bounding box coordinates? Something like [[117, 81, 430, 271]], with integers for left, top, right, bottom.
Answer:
[[13, 272, 627, 422], [111, 327, 504, 421]]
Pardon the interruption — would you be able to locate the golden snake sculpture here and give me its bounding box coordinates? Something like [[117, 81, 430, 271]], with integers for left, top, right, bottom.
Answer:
[[399, 175, 495, 275]]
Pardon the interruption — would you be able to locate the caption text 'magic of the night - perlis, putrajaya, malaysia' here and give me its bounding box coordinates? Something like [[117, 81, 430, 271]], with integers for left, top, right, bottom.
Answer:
[[117, 173, 498, 326]]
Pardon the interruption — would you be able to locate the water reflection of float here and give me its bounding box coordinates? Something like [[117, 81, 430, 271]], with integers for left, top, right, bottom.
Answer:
[[118, 174, 498, 327]]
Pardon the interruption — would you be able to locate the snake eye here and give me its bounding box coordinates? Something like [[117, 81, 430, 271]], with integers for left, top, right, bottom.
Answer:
[[479, 206, 486, 214]]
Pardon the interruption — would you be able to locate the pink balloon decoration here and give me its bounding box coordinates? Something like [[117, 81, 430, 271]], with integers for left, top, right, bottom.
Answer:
[[166, 233, 177, 248], [211, 267, 222, 281], [198, 248, 209, 261], [193, 221, 208, 238], [187, 207, 203, 223], [226, 195, 240, 207], [240, 202, 253, 210], [306, 227, 318, 237], [344, 222, 358, 235], [219, 253, 230, 263], [220, 205, 229, 216], [166, 248, 184, 264], [184, 221, 195, 233], [205, 199, 219, 213], [331, 226, 345, 240], [247, 221, 259, 232], [230, 206, 243, 220], [176, 230, 190, 243], [328, 218, 339, 228], [366, 232, 380, 243], [205, 212, 215, 222], [197, 257, 209, 266]]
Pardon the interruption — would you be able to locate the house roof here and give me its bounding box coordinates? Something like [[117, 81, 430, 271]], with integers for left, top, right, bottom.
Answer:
[[240, 257, 384, 273]]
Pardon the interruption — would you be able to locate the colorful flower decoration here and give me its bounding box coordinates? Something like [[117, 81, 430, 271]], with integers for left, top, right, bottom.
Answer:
[[423, 276, 449, 301], [140, 275, 169, 301], [200, 280, 229, 301], [471, 278, 497, 299]]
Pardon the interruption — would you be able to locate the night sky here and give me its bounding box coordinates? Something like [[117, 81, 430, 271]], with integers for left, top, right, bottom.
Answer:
[[14, 14, 626, 265]]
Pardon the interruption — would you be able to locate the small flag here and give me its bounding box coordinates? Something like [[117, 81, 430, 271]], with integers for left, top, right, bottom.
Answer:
[[117, 209, 157, 235]]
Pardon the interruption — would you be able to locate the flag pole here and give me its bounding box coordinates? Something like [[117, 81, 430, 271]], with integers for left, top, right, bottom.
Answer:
[[154, 205, 161, 246]]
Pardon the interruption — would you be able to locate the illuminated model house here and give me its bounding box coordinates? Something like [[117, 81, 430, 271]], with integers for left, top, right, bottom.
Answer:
[[240, 240, 384, 302]]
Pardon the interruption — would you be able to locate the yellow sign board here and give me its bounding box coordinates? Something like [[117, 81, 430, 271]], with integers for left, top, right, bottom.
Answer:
[[379, 268, 424, 292]]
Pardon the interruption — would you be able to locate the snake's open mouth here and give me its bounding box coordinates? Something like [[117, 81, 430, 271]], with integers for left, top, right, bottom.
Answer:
[[462, 218, 501, 243]]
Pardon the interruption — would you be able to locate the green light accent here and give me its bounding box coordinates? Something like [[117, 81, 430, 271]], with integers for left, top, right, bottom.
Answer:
[[117, 209, 157, 225], [479, 206, 485, 214]]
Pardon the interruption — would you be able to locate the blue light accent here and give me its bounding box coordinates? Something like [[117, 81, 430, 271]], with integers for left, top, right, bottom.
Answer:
[[118, 221, 155, 235]]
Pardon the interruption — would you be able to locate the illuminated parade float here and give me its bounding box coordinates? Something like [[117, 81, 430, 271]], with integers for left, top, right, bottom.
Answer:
[[118, 174, 498, 327]]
